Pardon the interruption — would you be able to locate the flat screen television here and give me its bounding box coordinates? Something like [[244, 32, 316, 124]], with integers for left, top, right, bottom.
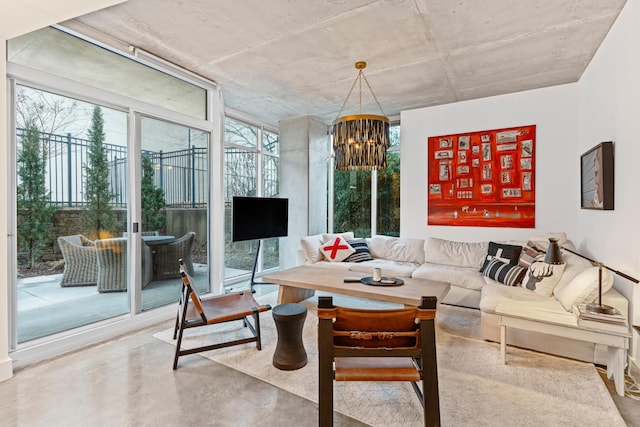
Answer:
[[232, 196, 289, 242]]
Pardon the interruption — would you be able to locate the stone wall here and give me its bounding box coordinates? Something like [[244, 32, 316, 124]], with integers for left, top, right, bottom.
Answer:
[[19, 208, 206, 264]]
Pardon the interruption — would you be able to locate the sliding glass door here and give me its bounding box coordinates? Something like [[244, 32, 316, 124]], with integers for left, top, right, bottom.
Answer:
[[15, 85, 130, 343], [139, 116, 210, 310]]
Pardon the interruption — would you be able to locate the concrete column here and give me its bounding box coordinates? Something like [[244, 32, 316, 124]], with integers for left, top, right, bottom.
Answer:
[[278, 116, 329, 268]]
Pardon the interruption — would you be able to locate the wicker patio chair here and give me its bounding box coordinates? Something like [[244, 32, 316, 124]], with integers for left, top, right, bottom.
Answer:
[[153, 232, 196, 280], [96, 237, 154, 292], [57, 235, 98, 287]]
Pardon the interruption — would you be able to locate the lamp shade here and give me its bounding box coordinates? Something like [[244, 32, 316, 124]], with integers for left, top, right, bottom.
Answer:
[[332, 61, 390, 171], [332, 114, 390, 171], [544, 238, 564, 264]]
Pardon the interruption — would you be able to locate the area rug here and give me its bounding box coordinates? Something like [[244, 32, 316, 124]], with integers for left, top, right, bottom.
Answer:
[[155, 293, 626, 426]]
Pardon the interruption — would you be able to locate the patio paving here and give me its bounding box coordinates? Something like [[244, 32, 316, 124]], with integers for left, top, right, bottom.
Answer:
[[16, 264, 211, 343]]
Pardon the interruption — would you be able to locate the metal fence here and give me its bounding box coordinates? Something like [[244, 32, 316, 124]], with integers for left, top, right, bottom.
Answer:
[[16, 128, 208, 208]]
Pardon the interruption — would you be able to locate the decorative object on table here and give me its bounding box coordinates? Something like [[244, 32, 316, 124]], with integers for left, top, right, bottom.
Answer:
[[522, 238, 566, 296], [272, 303, 308, 370], [427, 124, 536, 228], [372, 267, 382, 281], [562, 245, 639, 314], [580, 141, 614, 210], [360, 276, 404, 287], [232, 196, 289, 288], [574, 303, 625, 324], [332, 61, 390, 171]]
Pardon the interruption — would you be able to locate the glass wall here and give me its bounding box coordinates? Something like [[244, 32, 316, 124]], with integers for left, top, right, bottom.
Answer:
[[224, 117, 280, 284], [333, 124, 400, 237], [15, 85, 130, 342], [8, 26, 215, 351], [139, 116, 210, 310], [8, 27, 206, 120]]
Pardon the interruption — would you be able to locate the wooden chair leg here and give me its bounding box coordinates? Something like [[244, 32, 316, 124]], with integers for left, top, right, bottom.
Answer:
[[173, 321, 186, 370], [255, 310, 263, 350]]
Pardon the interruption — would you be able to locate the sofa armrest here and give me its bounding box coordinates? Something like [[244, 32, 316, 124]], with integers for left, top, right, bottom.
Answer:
[[297, 249, 308, 266]]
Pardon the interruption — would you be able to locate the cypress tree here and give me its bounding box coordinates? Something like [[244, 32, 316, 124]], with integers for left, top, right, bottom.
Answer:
[[17, 119, 57, 268], [83, 106, 117, 239], [141, 154, 166, 232]]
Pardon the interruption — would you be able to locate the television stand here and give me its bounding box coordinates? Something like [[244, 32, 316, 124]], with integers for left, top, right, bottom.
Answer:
[[250, 239, 276, 291]]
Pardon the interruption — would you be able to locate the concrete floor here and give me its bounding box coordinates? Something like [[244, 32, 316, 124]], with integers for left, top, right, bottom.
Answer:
[[3, 284, 639, 426], [0, 317, 364, 427]]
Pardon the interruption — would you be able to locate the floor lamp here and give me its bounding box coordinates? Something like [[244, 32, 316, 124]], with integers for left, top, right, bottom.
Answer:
[[562, 246, 639, 314]]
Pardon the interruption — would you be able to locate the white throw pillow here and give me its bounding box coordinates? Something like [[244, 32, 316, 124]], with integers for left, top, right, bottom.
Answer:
[[320, 236, 355, 262], [554, 266, 614, 311], [521, 255, 566, 297], [322, 232, 355, 243], [300, 234, 325, 263]]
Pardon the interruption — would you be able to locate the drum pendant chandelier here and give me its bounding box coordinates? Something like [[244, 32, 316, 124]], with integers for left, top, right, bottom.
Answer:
[[332, 61, 390, 171]]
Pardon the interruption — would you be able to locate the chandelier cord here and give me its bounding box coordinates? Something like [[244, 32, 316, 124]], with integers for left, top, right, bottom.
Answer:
[[335, 71, 361, 121], [335, 67, 385, 120], [361, 72, 386, 117]]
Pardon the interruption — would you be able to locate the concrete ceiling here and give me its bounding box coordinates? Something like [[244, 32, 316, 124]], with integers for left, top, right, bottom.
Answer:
[[66, 0, 627, 127]]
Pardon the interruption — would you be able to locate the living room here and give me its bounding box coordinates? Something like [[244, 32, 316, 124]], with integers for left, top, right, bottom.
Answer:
[[1, 0, 640, 425]]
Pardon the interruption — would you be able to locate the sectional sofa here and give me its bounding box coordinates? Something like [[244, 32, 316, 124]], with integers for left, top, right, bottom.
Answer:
[[298, 231, 629, 364]]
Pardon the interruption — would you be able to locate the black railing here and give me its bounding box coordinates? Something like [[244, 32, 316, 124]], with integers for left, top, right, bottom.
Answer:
[[17, 128, 208, 208]]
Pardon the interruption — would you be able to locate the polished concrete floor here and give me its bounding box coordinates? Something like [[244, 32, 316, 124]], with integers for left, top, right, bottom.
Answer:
[[0, 318, 366, 427], [2, 298, 639, 426]]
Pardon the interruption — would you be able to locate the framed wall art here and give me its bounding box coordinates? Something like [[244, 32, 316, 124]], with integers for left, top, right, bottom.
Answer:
[[580, 141, 614, 210], [427, 125, 536, 228]]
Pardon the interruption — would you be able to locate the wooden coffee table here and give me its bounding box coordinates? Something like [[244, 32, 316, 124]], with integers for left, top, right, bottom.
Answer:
[[262, 265, 450, 307]]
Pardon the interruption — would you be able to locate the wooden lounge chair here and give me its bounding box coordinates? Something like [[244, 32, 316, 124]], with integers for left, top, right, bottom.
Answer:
[[172, 259, 271, 369], [317, 295, 441, 427]]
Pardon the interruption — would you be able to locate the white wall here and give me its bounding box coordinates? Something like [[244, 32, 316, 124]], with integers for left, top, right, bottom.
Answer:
[[577, 0, 640, 360], [400, 83, 578, 243]]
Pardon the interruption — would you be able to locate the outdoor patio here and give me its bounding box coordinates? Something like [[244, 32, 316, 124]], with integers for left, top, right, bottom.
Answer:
[[17, 263, 212, 343]]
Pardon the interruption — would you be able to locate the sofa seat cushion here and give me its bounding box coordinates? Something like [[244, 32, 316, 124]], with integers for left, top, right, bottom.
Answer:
[[348, 259, 419, 277], [412, 263, 486, 291], [479, 282, 562, 314], [305, 260, 353, 271]]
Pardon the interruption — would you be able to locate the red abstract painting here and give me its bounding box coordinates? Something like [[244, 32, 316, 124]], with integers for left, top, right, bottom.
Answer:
[[427, 125, 536, 228]]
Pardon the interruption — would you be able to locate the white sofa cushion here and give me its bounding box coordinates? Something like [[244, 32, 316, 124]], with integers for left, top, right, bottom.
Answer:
[[480, 282, 560, 314], [425, 237, 487, 268], [305, 260, 353, 271], [554, 266, 614, 311], [368, 235, 425, 264], [412, 263, 486, 291], [349, 259, 419, 278]]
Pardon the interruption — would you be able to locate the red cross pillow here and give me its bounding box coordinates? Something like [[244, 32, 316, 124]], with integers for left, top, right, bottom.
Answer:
[[320, 236, 355, 262]]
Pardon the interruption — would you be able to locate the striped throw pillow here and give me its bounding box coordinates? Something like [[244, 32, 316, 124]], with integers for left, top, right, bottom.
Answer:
[[482, 259, 526, 286], [343, 238, 374, 263], [518, 241, 545, 269]]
